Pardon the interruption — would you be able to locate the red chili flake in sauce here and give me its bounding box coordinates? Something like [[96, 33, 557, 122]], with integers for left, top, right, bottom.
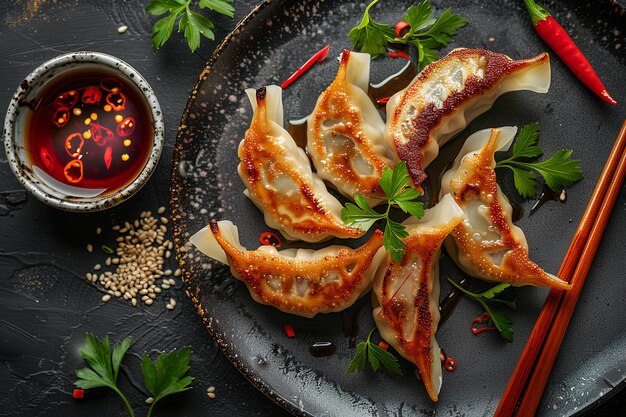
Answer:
[[63, 159, 84, 183], [39, 147, 54, 172], [81, 86, 102, 104], [100, 77, 123, 92], [471, 312, 497, 335], [65, 133, 84, 158], [116, 117, 136, 137], [259, 232, 282, 248], [104, 146, 113, 170], [52, 107, 70, 128], [284, 324, 296, 338], [445, 357, 457, 372], [378, 341, 389, 351], [106, 92, 126, 111], [387, 50, 410, 60], [90, 122, 115, 146], [54, 90, 78, 108], [72, 388, 84, 399]]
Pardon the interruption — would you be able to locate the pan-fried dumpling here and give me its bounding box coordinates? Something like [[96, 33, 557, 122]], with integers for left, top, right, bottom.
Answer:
[[440, 127, 570, 290], [239, 85, 364, 242], [385, 48, 550, 185], [372, 194, 464, 402], [190, 220, 386, 317], [307, 50, 395, 206]]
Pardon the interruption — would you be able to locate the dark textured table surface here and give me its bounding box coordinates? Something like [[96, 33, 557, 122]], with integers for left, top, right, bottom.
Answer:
[[0, 1, 624, 416]]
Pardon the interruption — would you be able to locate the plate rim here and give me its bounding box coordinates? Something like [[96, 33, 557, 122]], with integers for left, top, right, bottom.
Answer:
[[168, 1, 626, 416]]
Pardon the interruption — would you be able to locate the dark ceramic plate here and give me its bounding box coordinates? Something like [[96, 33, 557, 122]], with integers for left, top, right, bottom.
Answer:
[[170, 1, 626, 415]]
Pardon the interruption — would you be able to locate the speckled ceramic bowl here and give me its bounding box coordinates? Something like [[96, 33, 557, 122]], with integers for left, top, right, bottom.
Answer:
[[3, 51, 164, 212]]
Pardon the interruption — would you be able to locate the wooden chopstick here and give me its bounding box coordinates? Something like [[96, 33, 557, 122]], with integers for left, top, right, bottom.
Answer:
[[494, 120, 626, 417]]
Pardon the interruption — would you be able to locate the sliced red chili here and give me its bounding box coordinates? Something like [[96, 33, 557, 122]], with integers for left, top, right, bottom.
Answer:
[[65, 133, 84, 158], [378, 341, 389, 351], [387, 50, 410, 60], [281, 45, 331, 89], [116, 117, 136, 137], [63, 159, 83, 184], [81, 85, 102, 104], [39, 146, 54, 172], [259, 231, 282, 248], [100, 77, 123, 93], [90, 122, 115, 146], [395, 21, 411, 38], [72, 388, 84, 399], [284, 324, 295, 338], [52, 107, 70, 128], [445, 357, 457, 372], [106, 92, 126, 111], [376, 96, 390, 105], [470, 312, 497, 335], [54, 90, 78, 109], [104, 146, 113, 170]]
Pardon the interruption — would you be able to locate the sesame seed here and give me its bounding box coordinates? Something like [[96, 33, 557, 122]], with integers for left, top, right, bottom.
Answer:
[[96, 227, 102, 235], [160, 217, 169, 224], [144, 298, 154, 306], [102, 294, 111, 302], [157, 206, 166, 214], [118, 25, 128, 34], [94, 264, 102, 271], [169, 297, 176, 306], [166, 303, 174, 310], [174, 268, 181, 277], [87, 244, 93, 253], [207, 386, 215, 393], [145, 397, 154, 404]]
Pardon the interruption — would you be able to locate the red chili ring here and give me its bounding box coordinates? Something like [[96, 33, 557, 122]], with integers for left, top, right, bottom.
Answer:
[[445, 357, 457, 372], [259, 232, 282, 248]]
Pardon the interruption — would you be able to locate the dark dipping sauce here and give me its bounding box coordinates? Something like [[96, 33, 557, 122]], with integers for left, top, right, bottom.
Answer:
[[24, 65, 153, 195], [309, 341, 337, 357]]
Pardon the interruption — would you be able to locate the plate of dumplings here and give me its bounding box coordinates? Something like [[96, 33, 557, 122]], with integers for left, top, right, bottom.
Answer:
[[170, 0, 626, 415]]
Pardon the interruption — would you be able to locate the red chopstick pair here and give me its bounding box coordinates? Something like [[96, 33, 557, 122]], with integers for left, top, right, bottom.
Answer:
[[495, 120, 626, 417]]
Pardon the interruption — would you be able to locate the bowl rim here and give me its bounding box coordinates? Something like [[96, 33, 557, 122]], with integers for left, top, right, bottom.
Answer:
[[3, 50, 165, 212]]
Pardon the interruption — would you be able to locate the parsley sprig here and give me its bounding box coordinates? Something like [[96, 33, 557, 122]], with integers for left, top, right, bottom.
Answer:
[[341, 162, 424, 263], [447, 278, 517, 342], [495, 123, 584, 199], [74, 333, 193, 417], [347, 329, 402, 375], [146, 0, 235, 53], [348, 0, 468, 68]]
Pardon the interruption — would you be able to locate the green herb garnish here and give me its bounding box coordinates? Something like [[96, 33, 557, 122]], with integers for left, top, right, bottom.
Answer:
[[348, 0, 468, 68], [341, 161, 424, 263], [347, 329, 402, 375], [75, 334, 135, 416], [142, 347, 194, 417], [447, 278, 517, 342], [145, 0, 235, 53], [495, 123, 584, 199], [74, 333, 193, 417]]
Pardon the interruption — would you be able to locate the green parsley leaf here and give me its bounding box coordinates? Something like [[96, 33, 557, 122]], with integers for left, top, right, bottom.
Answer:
[[142, 347, 194, 417], [348, 0, 396, 58], [74, 333, 135, 417], [199, 0, 235, 17], [346, 329, 402, 375], [349, 0, 468, 69], [496, 124, 583, 199], [146, 0, 233, 53], [447, 278, 516, 342], [341, 162, 424, 263]]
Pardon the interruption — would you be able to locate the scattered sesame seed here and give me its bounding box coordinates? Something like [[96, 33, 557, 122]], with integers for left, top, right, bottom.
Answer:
[[118, 25, 128, 34], [166, 303, 174, 310], [96, 227, 102, 235], [160, 217, 168, 224], [174, 268, 181, 277], [144, 298, 154, 306], [207, 386, 215, 393], [208, 393, 216, 399], [86, 272, 92, 281], [145, 397, 154, 404], [87, 244, 93, 253], [102, 294, 111, 302], [94, 264, 102, 271], [157, 206, 166, 214], [170, 297, 176, 306]]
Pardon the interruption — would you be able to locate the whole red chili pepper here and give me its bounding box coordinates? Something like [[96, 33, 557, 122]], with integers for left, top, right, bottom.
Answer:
[[523, 0, 616, 105]]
